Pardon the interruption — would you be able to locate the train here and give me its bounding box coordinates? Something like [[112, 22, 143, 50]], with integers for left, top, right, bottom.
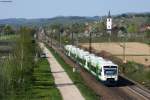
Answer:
[[64, 45, 118, 83]]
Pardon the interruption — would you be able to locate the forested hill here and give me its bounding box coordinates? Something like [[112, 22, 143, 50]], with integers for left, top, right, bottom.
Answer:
[[0, 16, 100, 27], [0, 12, 150, 27]]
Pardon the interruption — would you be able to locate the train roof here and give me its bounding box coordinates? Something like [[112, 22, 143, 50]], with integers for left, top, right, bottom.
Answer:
[[97, 60, 118, 67], [65, 45, 118, 67], [95, 56, 118, 67]]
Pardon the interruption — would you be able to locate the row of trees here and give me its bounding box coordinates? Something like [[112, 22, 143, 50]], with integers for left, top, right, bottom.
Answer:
[[0, 27, 37, 99], [45, 20, 150, 44], [45, 23, 86, 44], [46, 21, 149, 37], [45, 22, 107, 43], [46, 22, 106, 34], [0, 25, 15, 35]]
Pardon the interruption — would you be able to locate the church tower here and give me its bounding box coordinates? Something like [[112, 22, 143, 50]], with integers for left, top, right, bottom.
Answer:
[[106, 11, 112, 33]]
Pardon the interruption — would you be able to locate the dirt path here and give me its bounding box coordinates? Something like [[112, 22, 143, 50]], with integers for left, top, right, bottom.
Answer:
[[40, 43, 85, 100]]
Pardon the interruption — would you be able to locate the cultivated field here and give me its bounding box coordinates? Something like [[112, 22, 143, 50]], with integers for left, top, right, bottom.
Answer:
[[80, 42, 150, 66]]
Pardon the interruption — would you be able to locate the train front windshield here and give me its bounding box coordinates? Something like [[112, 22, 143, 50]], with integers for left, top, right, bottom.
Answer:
[[104, 66, 117, 76]]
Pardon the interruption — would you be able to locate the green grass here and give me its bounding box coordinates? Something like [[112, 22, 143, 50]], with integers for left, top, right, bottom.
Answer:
[[122, 62, 150, 89], [0, 35, 18, 40], [9, 59, 62, 100], [48, 46, 100, 100]]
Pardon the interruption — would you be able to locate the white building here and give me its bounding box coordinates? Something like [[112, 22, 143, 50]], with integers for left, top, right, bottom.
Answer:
[[106, 11, 112, 32]]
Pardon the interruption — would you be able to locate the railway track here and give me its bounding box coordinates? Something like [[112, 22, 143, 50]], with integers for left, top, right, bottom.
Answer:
[[127, 85, 150, 100], [45, 40, 150, 100]]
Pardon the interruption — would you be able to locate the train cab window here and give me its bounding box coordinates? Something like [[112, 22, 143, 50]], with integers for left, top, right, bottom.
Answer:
[[103, 66, 117, 76], [111, 66, 117, 68], [104, 66, 110, 68], [104, 66, 117, 68], [104, 69, 117, 76]]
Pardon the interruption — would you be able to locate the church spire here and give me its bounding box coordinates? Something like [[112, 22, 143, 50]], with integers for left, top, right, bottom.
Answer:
[[108, 10, 111, 18]]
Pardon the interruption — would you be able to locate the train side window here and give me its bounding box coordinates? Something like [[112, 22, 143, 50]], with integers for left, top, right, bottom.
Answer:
[[91, 66, 96, 72], [99, 69, 102, 75]]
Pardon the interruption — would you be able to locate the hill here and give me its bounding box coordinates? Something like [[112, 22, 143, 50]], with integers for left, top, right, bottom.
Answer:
[[0, 12, 150, 27], [0, 16, 100, 27]]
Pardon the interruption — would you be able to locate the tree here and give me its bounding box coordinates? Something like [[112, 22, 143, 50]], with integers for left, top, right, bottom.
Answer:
[[145, 30, 150, 38], [11, 27, 36, 90], [127, 23, 139, 33], [71, 23, 85, 33], [50, 24, 63, 40], [69, 23, 86, 45], [3, 25, 15, 35], [95, 22, 106, 33], [146, 17, 150, 24]]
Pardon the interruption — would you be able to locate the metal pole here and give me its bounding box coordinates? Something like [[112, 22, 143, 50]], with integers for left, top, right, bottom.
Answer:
[[123, 33, 126, 64], [59, 32, 61, 48], [72, 32, 74, 45], [89, 32, 92, 53], [76, 33, 79, 47], [51, 33, 53, 47]]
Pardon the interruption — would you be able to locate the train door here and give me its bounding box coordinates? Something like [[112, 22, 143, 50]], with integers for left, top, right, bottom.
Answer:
[[84, 58, 89, 70], [98, 66, 102, 80], [96, 65, 99, 80]]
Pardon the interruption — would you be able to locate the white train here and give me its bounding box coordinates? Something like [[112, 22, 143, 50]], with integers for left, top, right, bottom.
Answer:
[[65, 45, 118, 83]]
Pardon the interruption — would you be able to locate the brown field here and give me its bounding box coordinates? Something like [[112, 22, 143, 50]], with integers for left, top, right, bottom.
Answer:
[[80, 42, 150, 66]]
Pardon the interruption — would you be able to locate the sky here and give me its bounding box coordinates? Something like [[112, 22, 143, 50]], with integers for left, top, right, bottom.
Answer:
[[0, 0, 150, 19]]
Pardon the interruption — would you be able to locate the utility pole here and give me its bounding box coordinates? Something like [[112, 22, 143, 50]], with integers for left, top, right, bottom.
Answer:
[[51, 29, 55, 48], [59, 28, 63, 49], [59, 32, 61, 48], [123, 35, 126, 64], [51, 32, 53, 47], [89, 23, 96, 54], [89, 31, 92, 53], [85, 22, 92, 53], [72, 32, 74, 45], [122, 27, 127, 73], [121, 27, 127, 64], [76, 33, 79, 47]]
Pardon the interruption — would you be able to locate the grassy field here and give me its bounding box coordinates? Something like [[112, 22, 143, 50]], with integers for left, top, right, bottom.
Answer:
[[81, 42, 150, 66], [122, 62, 150, 89], [10, 59, 62, 100], [48, 46, 100, 100], [0, 35, 18, 41]]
